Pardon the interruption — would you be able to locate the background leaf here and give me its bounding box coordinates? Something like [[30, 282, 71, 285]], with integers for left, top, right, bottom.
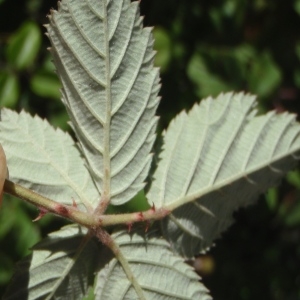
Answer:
[[30, 71, 61, 100], [153, 27, 172, 73], [3, 225, 99, 300], [0, 71, 19, 108], [0, 109, 99, 210], [147, 92, 300, 257], [5, 21, 41, 71], [46, 0, 160, 206], [187, 53, 233, 98], [95, 229, 212, 300]]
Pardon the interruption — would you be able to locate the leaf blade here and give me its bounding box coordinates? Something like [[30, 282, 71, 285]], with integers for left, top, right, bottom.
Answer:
[[3, 225, 100, 300], [46, 0, 160, 205], [147, 92, 300, 257], [0, 109, 98, 210], [95, 230, 211, 300]]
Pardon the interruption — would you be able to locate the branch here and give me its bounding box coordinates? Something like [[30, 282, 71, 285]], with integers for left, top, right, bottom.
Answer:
[[97, 206, 170, 227], [3, 179, 98, 227]]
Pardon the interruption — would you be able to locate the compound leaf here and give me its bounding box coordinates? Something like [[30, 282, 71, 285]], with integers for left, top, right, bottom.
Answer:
[[95, 230, 212, 300], [3, 225, 100, 300], [147, 92, 300, 257], [0, 109, 98, 210], [46, 0, 160, 205]]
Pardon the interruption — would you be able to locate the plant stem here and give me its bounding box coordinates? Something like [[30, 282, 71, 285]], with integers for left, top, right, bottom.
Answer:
[[3, 179, 98, 227], [3, 179, 170, 228], [98, 207, 170, 227]]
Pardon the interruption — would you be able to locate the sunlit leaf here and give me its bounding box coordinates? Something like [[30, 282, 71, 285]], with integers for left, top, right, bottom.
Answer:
[[95, 230, 212, 300], [0, 109, 98, 210], [46, 0, 160, 205], [148, 92, 300, 257]]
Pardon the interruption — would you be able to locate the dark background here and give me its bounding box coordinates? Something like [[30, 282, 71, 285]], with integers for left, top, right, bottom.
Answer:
[[1, 0, 300, 299]]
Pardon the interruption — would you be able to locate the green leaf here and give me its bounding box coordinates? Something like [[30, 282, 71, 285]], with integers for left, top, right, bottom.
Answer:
[[113, 190, 150, 214], [0, 196, 16, 239], [13, 205, 40, 256], [153, 27, 172, 72], [0, 71, 19, 108], [0, 252, 14, 284], [187, 53, 232, 97], [286, 170, 300, 188], [0, 196, 40, 257], [0, 109, 99, 210], [3, 225, 99, 300], [46, 0, 160, 206], [49, 111, 70, 131], [147, 92, 300, 257], [95, 230, 211, 300], [283, 198, 300, 226], [30, 71, 61, 100], [265, 188, 278, 210], [294, 0, 300, 15], [6, 22, 41, 70], [247, 51, 281, 98]]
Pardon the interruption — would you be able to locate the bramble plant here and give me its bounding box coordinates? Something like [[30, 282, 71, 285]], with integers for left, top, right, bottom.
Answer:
[[1, 0, 300, 299]]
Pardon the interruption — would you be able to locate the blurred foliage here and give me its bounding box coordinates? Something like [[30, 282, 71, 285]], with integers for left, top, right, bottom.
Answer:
[[6, 21, 41, 71], [1, 0, 300, 299]]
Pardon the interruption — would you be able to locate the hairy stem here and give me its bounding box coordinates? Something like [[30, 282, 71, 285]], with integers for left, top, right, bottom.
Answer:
[[3, 179, 98, 227], [98, 207, 170, 227], [3, 179, 170, 228]]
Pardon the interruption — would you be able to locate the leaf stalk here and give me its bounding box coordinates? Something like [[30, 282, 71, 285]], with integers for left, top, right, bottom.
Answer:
[[3, 180, 170, 228]]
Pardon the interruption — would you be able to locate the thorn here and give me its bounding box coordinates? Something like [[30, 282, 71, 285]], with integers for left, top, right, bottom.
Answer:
[[127, 223, 133, 233], [32, 207, 48, 222], [245, 175, 256, 185], [137, 211, 144, 221], [54, 203, 69, 216], [72, 198, 78, 208], [151, 202, 156, 212], [145, 221, 150, 233]]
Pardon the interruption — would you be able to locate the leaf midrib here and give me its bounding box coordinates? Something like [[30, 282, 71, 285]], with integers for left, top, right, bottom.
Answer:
[[165, 147, 298, 211], [101, 3, 112, 202]]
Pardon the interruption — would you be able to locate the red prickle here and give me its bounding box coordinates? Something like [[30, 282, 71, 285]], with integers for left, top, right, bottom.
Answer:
[[127, 223, 133, 233], [33, 207, 48, 222]]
